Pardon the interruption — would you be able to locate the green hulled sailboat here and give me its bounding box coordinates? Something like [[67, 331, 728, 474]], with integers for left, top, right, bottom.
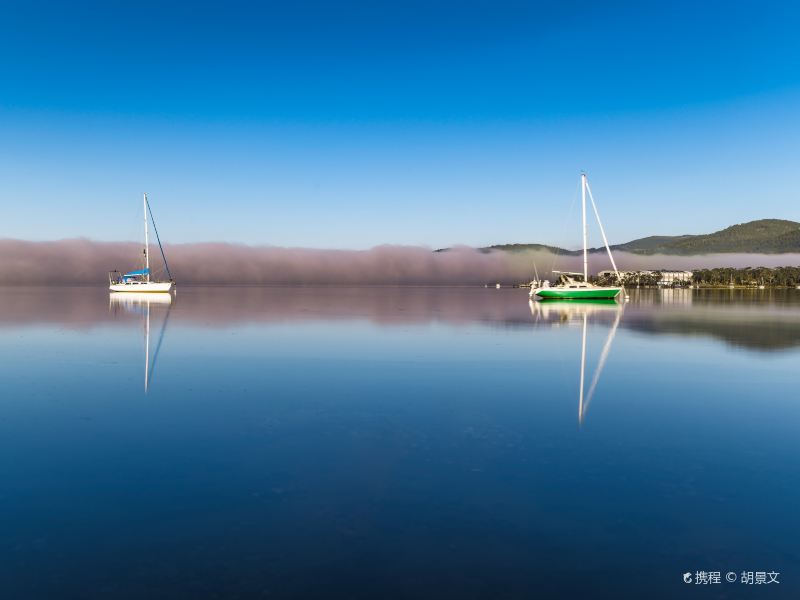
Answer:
[[535, 274, 621, 299], [530, 174, 625, 301]]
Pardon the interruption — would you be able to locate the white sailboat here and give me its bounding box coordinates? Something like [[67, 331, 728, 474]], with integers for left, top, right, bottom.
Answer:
[[109, 194, 175, 293]]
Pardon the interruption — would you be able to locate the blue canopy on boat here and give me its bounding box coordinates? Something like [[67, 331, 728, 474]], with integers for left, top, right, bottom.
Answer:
[[123, 268, 150, 277]]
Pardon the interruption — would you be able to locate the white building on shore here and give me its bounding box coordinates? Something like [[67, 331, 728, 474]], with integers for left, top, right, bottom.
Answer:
[[597, 270, 694, 285]]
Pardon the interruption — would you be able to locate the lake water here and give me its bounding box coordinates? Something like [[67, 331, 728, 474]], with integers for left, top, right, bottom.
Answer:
[[1, 286, 798, 598]]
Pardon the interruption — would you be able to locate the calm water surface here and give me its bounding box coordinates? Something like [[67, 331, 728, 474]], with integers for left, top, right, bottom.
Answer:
[[0, 286, 798, 598]]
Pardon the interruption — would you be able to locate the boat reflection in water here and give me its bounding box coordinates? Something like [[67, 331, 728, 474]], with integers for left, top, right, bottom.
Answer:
[[109, 292, 173, 392], [530, 299, 623, 425]]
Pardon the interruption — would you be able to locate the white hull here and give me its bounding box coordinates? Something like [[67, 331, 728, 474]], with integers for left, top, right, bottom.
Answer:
[[109, 291, 173, 306], [109, 281, 173, 293]]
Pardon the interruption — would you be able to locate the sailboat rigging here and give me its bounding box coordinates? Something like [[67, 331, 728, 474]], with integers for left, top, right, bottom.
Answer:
[[109, 194, 175, 293]]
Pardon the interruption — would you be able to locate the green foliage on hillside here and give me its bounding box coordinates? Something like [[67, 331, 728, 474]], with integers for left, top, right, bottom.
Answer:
[[612, 235, 695, 253], [482, 243, 577, 255], [692, 266, 800, 286], [480, 219, 800, 256], [613, 219, 800, 254]]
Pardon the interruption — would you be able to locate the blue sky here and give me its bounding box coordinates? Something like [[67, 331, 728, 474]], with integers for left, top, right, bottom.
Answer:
[[1, 0, 799, 249]]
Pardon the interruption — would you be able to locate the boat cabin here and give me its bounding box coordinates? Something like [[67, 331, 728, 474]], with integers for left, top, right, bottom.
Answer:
[[108, 268, 151, 286], [553, 271, 593, 289]]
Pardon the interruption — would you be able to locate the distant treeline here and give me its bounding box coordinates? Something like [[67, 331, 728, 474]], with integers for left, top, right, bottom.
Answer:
[[595, 271, 681, 286], [596, 266, 800, 287], [691, 266, 800, 287]]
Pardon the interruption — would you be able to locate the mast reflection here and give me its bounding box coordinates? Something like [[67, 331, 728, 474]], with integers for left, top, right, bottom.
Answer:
[[530, 299, 622, 425], [109, 292, 173, 392]]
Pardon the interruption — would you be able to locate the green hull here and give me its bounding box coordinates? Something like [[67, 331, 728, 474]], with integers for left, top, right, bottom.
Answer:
[[535, 287, 621, 300]]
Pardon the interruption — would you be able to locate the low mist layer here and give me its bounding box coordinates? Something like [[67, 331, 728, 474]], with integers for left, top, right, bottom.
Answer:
[[1, 239, 800, 285]]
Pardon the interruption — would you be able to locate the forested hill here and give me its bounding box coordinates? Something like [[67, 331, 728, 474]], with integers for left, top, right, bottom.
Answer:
[[613, 219, 800, 254], [484, 219, 800, 255]]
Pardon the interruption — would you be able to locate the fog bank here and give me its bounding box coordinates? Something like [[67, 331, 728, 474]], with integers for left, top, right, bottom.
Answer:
[[1, 239, 799, 285]]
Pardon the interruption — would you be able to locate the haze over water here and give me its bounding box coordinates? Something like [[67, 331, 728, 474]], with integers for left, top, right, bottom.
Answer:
[[0, 286, 798, 598]]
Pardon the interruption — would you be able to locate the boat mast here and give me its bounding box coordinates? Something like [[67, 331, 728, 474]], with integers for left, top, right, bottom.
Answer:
[[143, 193, 150, 282], [581, 173, 588, 281]]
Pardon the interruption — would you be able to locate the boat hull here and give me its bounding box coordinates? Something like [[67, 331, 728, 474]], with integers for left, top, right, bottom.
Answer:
[[109, 282, 173, 293], [535, 287, 621, 300], [109, 291, 173, 305]]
